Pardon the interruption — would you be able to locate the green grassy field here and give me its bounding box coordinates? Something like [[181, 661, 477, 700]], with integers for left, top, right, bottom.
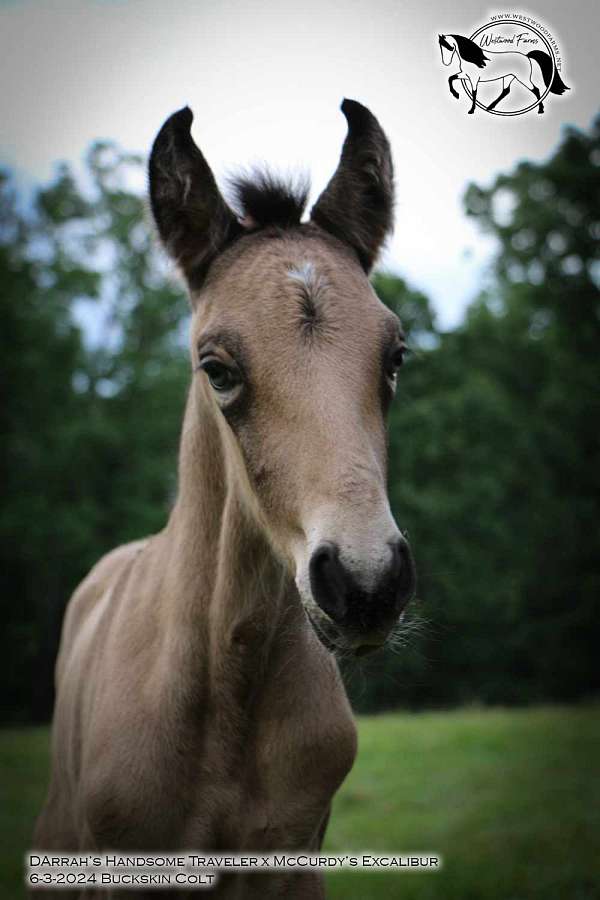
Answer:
[[2, 706, 599, 899]]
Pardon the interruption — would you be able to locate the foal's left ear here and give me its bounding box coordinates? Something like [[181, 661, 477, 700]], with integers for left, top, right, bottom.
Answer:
[[148, 107, 242, 290], [311, 99, 394, 273]]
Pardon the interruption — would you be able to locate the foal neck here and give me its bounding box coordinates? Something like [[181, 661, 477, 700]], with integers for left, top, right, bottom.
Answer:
[[166, 388, 296, 662]]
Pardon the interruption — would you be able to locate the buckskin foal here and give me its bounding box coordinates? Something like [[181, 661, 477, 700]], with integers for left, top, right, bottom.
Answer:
[[34, 99, 416, 897]]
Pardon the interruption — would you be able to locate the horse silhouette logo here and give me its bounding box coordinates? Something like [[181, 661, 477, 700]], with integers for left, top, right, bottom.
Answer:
[[438, 16, 569, 116]]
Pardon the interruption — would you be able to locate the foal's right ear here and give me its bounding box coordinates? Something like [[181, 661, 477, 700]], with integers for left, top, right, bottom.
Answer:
[[148, 107, 242, 290]]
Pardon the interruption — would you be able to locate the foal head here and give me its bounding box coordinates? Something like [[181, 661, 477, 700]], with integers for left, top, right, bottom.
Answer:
[[149, 99, 416, 656]]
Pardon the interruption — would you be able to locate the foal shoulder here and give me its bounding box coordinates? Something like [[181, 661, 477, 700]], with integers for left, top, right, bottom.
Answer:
[[56, 538, 151, 679]]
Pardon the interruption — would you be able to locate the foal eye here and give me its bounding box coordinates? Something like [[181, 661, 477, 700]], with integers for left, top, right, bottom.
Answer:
[[199, 359, 240, 392], [391, 347, 406, 369], [386, 345, 407, 379]]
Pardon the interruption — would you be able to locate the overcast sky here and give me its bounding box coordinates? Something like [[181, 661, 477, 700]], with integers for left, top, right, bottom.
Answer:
[[1, 0, 598, 328]]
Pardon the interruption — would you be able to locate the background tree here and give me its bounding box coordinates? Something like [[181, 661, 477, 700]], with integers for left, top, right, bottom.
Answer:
[[461, 117, 600, 701], [347, 116, 600, 711], [1, 115, 598, 721], [0, 148, 189, 722]]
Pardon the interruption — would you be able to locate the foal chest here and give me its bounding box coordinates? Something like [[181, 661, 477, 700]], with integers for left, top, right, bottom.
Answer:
[[210, 648, 357, 850]]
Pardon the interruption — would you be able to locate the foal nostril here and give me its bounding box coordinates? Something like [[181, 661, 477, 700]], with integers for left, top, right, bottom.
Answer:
[[309, 538, 417, 631], [390, 537, 416, 609], [309, 542, 348, 624]]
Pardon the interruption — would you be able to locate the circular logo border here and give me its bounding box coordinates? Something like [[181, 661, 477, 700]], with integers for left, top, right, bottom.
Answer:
[[463, 19, 556, 116]]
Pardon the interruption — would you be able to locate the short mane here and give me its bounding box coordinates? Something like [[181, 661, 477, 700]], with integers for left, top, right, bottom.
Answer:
[[451, 34, 489, 68], [229, 170, 310, 229]]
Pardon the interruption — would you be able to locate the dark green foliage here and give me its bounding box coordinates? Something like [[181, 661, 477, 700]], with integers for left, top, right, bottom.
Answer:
[[347, 116, 600, 712], [1, 116, 598, 721], [0, 149, 189, 722]]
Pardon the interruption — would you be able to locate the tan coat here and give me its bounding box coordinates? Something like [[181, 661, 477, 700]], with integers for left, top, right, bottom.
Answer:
[[33, 100, 415, 898]]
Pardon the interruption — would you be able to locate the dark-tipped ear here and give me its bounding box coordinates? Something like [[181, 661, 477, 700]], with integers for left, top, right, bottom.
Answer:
[[310, 99, 394, 272], [148, 107, 242, 290]]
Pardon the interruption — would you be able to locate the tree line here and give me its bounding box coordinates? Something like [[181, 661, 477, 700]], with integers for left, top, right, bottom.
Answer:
[[1, 117, 598, 721]]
